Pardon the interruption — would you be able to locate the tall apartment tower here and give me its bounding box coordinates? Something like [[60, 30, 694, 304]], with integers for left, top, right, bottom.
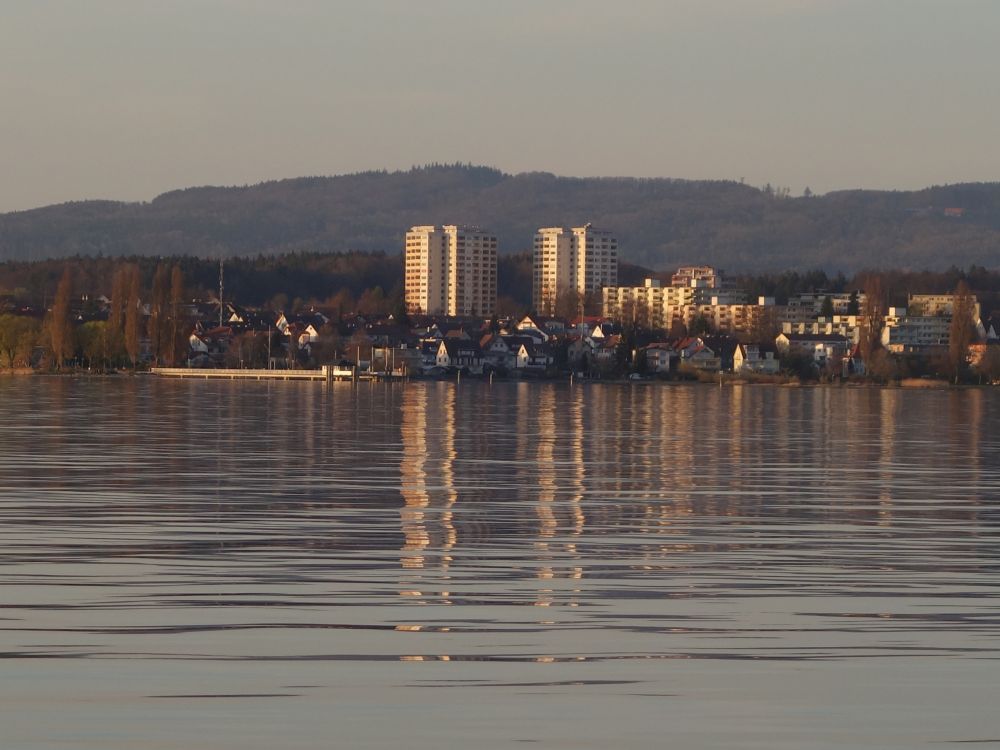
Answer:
[[532, 224, 618, 315], [404, 225, 497, 316]]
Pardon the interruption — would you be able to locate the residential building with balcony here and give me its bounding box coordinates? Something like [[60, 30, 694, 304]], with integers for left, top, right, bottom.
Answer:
[[533, 224, 618, 314], [405, 225, 497, 316]]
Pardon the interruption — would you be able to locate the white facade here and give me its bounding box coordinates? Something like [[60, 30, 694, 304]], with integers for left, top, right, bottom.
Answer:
[[405, 225, 497, 316], [908, 293, 981, 320], [602, 278, 773, 335], [881, 301, 984, 353], [533, 224, 618, 314], [782, 315, 862, 344], [881, 311, 951, 352], [733, 343, 780, 374], [602, 279, 697, 329]]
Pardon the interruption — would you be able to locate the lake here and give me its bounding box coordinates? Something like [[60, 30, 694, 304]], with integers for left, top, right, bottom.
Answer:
[[1, 377, 998, 749]]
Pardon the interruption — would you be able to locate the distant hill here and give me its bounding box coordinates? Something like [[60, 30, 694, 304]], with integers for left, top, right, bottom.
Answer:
[[2, 164, 1000, 271]]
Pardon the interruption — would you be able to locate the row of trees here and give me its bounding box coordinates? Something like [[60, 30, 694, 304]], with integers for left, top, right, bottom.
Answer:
[[3, 262, 190, 371]]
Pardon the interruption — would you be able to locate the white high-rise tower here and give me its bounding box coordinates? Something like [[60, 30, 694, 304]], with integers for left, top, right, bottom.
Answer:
[[404, 225, 497, 316], [532, 224, 617, 314]]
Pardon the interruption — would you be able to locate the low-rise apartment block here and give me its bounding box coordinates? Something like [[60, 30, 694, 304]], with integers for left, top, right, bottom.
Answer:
[[602, 271, 775, 336]]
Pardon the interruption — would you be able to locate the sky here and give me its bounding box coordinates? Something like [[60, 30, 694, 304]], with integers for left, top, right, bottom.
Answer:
[[1, 0, 999, 212]]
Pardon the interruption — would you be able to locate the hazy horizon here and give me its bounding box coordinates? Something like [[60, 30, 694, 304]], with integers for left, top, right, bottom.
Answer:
[[3, 0, 999, 212]]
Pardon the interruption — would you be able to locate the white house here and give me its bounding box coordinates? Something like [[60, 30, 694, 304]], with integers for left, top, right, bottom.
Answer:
[[676, 337, 721, 371], [642, 344, 677, 374], [733, 343, 779, 374], [775, 332, 850, 364], [436, 340, 484, 374], [515, 342, 554, 371]]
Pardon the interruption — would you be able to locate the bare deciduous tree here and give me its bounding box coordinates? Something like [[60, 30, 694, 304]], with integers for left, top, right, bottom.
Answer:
[[148, 263, 169, 364], [949, 280, 977, 382], [166, 264, 186, 366], [858, 272, 887, 363], [124, 264, 142, 367], [47, 267, 74, 369]]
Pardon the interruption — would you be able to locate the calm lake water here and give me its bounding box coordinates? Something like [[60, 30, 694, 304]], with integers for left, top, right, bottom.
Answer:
[[1, 377, 998, 749]]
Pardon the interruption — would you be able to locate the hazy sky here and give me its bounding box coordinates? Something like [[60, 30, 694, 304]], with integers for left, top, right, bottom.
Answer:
[[2, 0, 999, 212]]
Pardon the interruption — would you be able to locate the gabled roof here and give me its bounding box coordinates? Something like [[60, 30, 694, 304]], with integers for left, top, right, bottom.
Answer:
[[599, 334, 622, 349], [502, 335, 537, 349], [674, 336, 705, 350], [439, 339, 483, 358], [703, 335, 739, 358], [519, 315, 567, 331], [737, 341, 777, 357], [518, 339, 552, 355]]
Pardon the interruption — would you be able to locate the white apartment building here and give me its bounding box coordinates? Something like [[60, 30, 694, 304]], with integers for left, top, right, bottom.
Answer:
[[908, 293, 981, 320], [782, 315, 862, 344], [781, 292, 866, 326], [404, 225, 497, 316], [881, 307, 952, 352], [602, 279, 694, 329], [604, 280, 731, 328], [881, 297, 985, 354], [602, 277, 773, 335], [533, 224, 618, 314]]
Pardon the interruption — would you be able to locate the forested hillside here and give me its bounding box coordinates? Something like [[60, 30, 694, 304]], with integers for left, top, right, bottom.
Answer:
[[2, 164, 1000, 271]]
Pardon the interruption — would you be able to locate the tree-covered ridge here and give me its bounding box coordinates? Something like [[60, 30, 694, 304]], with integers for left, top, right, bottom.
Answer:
[[3, 164, 1000, 271]]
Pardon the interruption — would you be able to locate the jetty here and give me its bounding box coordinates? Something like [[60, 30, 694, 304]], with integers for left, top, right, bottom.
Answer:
[[151, 366, 404, 382]]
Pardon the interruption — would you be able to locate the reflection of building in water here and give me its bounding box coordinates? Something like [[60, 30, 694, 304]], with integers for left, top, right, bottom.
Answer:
[[399, 385, 430, 570], [568, 391, 586, 541], [533, 394, 559, 609], [399, 384, 457, 578], [657, 386, 696, 518], [536, 397, 558, 540], [531, 385, 588, 608], [878, 389, 898, 526]]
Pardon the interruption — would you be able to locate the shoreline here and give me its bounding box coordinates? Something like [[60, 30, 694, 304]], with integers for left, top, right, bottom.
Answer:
[[1, 368, 981, 389]]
